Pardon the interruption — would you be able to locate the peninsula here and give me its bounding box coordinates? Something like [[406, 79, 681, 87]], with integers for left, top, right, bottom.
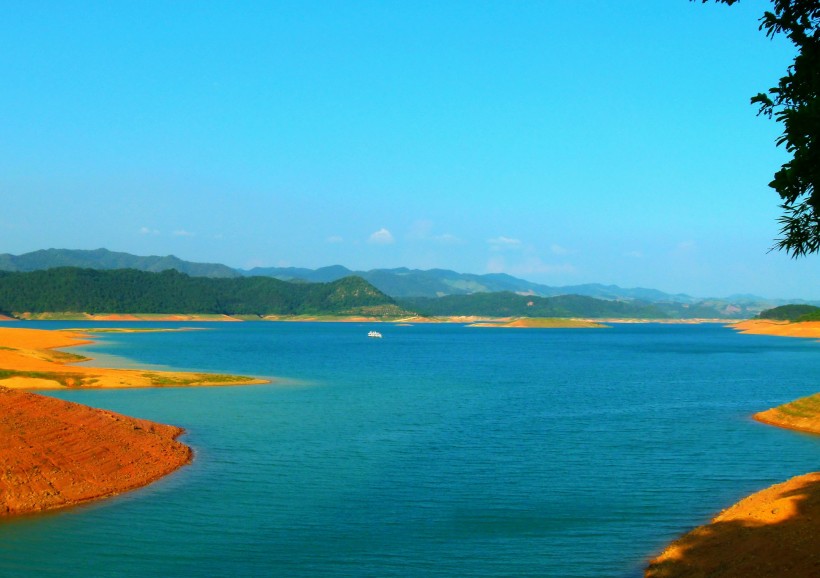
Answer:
[[0, 386, 192, 517], [0, 326, 267, 517], [0, 327, 268, 390]]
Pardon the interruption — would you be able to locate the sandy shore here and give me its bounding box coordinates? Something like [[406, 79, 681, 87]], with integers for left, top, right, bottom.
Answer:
[[0, 327, 268, 390], [467, 318, 607, 328], [14, 312, 243, 321], [754, 392, 820, 436], [0, 326, 270, 517], [647, 321, 820, 576], [730, 319, 820, 339], [645, 472, 820, 577]]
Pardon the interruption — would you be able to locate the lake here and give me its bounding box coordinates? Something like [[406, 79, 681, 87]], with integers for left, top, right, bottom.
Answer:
[[1, 321, 818, 577]]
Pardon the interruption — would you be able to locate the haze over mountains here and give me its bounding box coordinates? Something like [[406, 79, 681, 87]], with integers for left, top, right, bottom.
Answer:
[[1, 248, 815, 319]]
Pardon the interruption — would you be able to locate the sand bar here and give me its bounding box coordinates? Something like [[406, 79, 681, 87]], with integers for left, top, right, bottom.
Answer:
[[0, 327, 268, 390], [467, 317, 607, 328]]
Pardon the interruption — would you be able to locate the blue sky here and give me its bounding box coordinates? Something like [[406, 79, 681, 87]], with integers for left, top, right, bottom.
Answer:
[[2, 1, 818, 299]]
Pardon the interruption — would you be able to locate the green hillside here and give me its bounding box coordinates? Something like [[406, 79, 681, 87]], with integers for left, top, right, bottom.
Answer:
[[399, 292, 671, 319], [757, 304, 820, 321], [0, 268, 402, 317]]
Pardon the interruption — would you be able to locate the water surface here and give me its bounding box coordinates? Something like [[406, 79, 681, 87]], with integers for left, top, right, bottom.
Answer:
[[1, 321, 818, 577]]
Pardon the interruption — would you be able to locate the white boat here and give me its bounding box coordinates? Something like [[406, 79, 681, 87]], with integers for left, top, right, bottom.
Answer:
[[367, 331, 383, 338]]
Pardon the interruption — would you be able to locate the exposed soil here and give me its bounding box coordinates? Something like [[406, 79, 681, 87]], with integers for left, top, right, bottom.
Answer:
[[647, 323, 820, 577], [645, 473, 820, 577], [754, 393, 820, 436], [0, 386, 191, 516], [731, 319, 820, 339], [0, 326, 270, 518]]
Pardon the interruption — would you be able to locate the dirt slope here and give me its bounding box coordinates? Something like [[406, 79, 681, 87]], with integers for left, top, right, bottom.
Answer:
[[0, 386, 191, 516]]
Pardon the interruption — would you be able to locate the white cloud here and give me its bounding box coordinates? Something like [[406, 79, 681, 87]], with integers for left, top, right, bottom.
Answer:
[[434, 233, 461, 244], [625, 250, 643, 258], [550, 243, 571, 255], [173, 229, 195, 237], [139, 226, 160, 236], [368, 228, 395, 244], [488, 236, 522, 250], [327, 235, 344, 244]]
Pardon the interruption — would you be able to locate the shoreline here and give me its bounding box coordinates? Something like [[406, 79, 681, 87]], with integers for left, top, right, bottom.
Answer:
[[646, 320, 820, 577], [753, 392, 820, 436], [645, 472, 820, 577], [0, 325, 268, 517], [0, 386, 193, 517], [2, 312, 738, 324], [729, 318, 820, 339], [0, 327, 269, 390]]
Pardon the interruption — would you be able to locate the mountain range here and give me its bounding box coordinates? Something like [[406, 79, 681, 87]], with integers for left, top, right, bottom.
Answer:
[[1, 248, 814, 318]]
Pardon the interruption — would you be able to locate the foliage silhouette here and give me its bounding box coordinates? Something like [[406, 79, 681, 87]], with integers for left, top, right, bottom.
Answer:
[[702, 0, 820, 256], [0, 268, 398, 316]]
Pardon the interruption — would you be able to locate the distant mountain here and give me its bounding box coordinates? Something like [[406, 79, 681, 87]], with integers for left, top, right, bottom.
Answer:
[[243, 265, 354, 283], [241, 266, 820, 318], [0, 248, 239, 278], [3, 249, 817, 319], [242, 265, 696, 302]]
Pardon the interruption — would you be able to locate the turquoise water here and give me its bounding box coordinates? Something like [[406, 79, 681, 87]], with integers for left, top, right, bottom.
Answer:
[[1, 321, 819, 577]]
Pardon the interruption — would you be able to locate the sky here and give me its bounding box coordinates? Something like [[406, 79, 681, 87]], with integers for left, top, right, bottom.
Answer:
[[2, 1, 818, 299]]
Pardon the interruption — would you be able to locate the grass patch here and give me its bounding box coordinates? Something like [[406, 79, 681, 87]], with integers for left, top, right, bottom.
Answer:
[[772, 394, 820, 419], [0, 369, 85, 387], [48, 350, 91, 363], [141, 372, 258, 386], [62, 328, 195, 334]]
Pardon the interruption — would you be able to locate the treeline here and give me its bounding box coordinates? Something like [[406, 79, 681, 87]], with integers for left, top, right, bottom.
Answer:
[[0, 268, 400, 316], [398, 292, 672, 319], [757, 304, 820, 322]]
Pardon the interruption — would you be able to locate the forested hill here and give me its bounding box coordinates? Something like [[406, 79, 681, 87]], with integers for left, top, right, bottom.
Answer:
[[2, 250, 816, 320], [400, 293, 672, 319], [0, 268, 401, 316], [757, 304, 820, 322]]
